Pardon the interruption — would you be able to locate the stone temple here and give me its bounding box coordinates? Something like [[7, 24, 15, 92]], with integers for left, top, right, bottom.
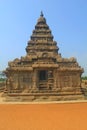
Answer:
[[4, 12, 84, 101]]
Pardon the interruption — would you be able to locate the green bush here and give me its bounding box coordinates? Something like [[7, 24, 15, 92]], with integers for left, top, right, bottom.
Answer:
[[0, 78, 6, 82], [81, 76, 87, 80]]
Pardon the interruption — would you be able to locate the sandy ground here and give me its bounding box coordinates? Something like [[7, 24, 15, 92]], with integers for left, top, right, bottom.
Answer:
[[0, 103, 87, 130]]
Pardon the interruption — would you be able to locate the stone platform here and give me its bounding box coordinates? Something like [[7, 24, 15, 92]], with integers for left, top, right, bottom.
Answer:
[[2, 92, 84, 102]]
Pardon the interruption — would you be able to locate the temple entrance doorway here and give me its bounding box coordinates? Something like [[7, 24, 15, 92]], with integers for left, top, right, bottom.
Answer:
[[39, 70, 48, 81], [38, 70, 48, 90]]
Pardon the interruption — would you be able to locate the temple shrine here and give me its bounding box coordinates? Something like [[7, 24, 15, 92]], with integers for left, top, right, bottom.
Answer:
[[4, 12, 84, 101]]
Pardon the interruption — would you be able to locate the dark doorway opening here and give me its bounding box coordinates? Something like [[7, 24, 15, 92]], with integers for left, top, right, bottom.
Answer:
[[39, 70, 47, 81]]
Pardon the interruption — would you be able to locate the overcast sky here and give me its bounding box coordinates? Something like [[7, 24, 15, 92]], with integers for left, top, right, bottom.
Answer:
[[0, 0, 87, 76]]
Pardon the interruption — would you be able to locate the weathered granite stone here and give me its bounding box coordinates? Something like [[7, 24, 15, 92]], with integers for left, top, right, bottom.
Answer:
[[4, 12, 84, 101]]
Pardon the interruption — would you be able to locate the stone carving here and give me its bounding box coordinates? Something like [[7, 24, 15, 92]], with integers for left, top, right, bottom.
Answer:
[[48, 71, 53, 78], [4, 12, 84, 101]]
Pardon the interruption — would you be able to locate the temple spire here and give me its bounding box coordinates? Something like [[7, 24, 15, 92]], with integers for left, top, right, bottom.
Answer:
[[40, 11, 44, 17]]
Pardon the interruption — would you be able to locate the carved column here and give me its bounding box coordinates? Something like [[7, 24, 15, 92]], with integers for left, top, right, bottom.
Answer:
[[32, 69, 37, 90], [7, 76, 13, 92], [53, 69, 57, 90], [6, 78, 10, 93], [57, 72, 61, 89], [69, 75, 72, 88]]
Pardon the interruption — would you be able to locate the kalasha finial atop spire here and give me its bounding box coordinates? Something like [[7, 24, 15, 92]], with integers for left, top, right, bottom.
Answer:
[[37, 11, 46, 23], [40, 11, 44, 17]]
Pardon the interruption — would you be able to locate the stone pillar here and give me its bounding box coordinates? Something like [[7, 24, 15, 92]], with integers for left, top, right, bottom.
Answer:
[[53, 69, 57, 90], [7, 76, 13, 93], [6, 78, 10, 93], [69, 76, 72, 88], [32, 69, 37, 90], [57, 73, 62, 89], [75, 74, 82, 94]]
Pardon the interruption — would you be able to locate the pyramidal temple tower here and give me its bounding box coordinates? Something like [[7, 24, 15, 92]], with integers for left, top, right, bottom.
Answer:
[[5, 12, 84, 101]]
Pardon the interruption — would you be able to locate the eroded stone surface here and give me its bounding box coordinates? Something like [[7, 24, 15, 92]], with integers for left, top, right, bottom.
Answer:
[[4, 12, 84, 101]]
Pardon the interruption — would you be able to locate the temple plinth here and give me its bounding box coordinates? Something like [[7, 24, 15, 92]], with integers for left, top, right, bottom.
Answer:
[[4, 12, 84, 101]]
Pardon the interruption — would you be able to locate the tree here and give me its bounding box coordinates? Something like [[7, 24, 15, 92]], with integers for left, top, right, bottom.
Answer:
[[81, 76, 87, 80]]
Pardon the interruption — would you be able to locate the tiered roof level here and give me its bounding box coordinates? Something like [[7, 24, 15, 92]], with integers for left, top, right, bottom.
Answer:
[[26, 12, 59, 58], [7, 12, 83, 73]]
